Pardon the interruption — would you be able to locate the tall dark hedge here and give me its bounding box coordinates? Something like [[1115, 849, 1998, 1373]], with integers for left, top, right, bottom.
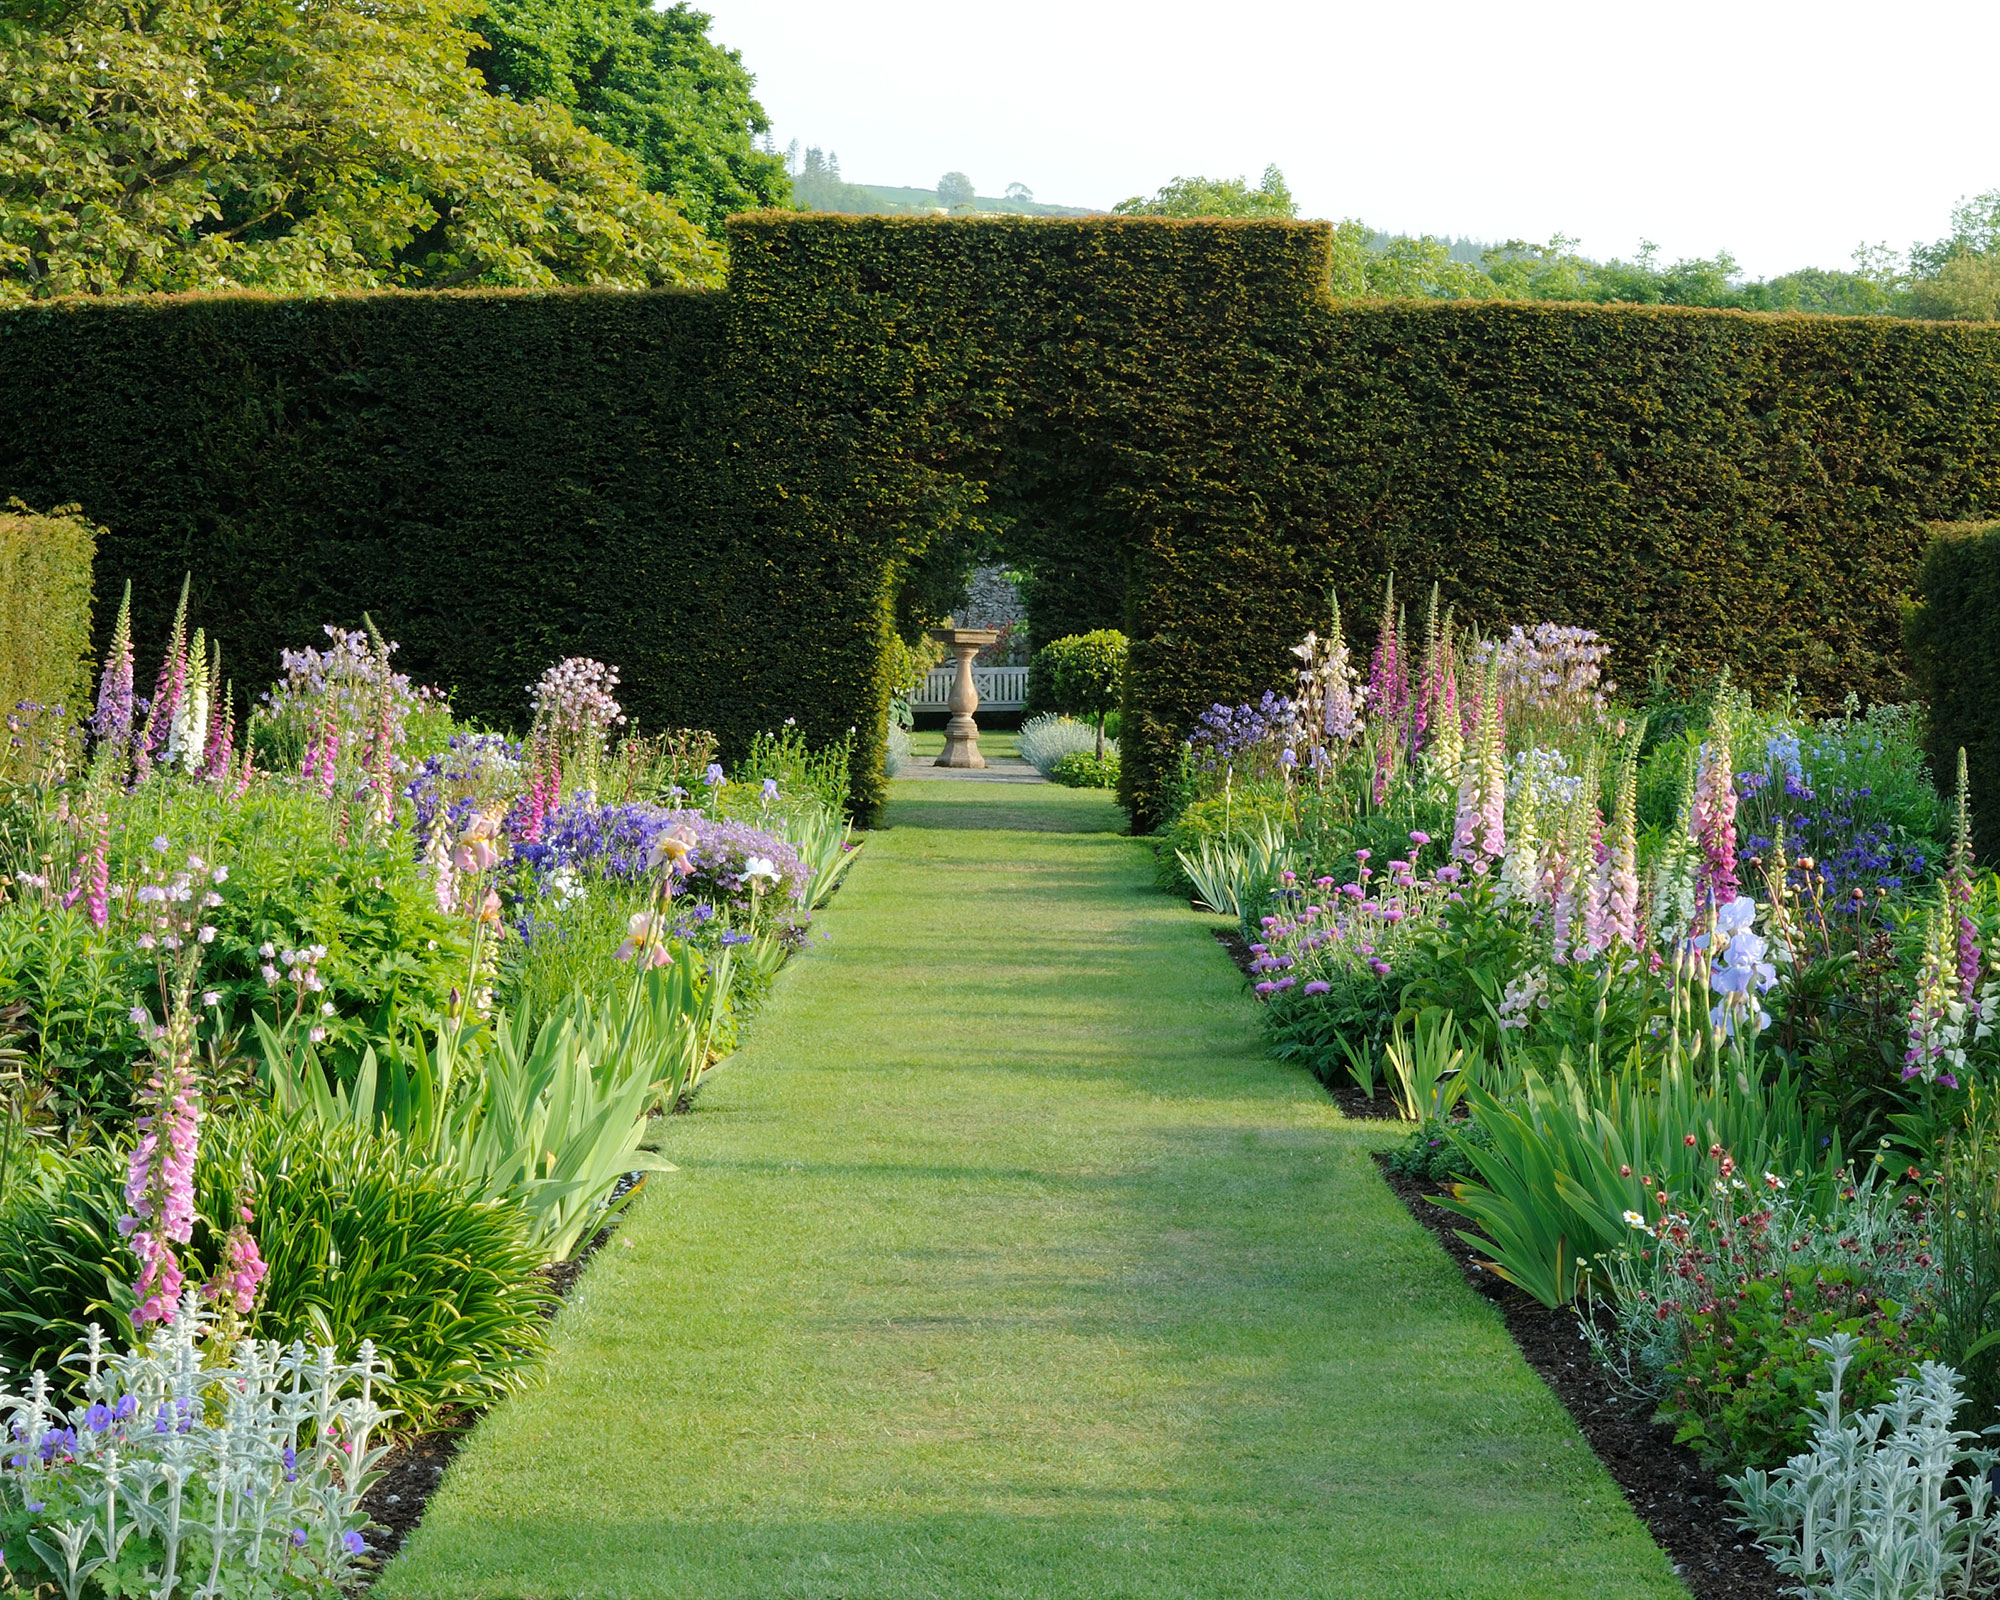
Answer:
[[723, 216, 2000, 823], [1908, 521, 2000, 860], [0, 286, 908, 812], [5, 218, 2000, 825]]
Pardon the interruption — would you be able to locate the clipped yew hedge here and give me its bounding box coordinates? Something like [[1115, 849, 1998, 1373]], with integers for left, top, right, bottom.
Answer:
[[6, 218, 2000, 823], [1908, 520, 2000, 860], [725, 216, 2000, 822], [0, 286, 906, 812], [0, 505, 96, 737]]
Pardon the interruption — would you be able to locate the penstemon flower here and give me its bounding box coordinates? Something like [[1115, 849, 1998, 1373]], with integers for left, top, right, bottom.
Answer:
[[1691, 707, 1739, 913]]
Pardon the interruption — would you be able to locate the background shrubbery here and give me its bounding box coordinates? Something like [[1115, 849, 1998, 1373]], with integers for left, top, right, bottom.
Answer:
[[7, 219, 2000, 824], [1908, 518, 2000, 860]]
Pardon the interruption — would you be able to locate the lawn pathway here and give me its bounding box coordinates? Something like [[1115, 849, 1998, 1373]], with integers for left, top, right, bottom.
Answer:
[[380, 783, 1685, 1600]]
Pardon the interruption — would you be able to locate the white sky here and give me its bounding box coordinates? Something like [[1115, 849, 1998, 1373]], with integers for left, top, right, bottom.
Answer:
[[705, 0, 2000, 280]]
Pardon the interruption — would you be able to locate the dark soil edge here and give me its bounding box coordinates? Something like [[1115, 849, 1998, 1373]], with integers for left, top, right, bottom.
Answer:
[[357, 1171, 649, 1567], [1377, 1159, 1784, 1600]]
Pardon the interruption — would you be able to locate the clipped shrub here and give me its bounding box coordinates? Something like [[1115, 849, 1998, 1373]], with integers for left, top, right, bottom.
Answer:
[[1908, 519, 2000, 861], [1033, 630, 1126, 756], [1018, 712, 1108, 777], [0, 1110, 550, 1427], [0, 504, 94, 738], [1049, 750, 1118, 788]]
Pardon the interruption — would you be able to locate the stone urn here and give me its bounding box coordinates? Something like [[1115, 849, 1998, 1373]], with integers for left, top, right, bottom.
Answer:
[[930, 627, 1000, 768]]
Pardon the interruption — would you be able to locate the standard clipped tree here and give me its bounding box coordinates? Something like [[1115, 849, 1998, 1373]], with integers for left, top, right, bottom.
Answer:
[[1035, 630, 1127, 759]]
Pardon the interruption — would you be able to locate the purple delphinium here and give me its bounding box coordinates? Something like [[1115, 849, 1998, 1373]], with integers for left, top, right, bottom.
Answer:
[[519, 802, 814, 948], [93, 582, 135, 748]]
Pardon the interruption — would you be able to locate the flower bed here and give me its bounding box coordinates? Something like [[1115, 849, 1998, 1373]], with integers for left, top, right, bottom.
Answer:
[[0, 589, 857, 1595], [1168, 578, 2000, 1593]]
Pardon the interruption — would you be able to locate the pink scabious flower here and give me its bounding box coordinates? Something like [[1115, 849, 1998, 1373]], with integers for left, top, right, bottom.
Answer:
[[1691, 722, 1738, 912]]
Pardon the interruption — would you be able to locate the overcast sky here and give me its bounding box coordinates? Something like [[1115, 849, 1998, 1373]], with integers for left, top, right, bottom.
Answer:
[[707, 0, 1999, 280]]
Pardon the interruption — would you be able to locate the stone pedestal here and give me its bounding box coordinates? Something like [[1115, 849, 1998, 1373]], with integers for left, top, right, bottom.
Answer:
[[931, 628, 999, 768]]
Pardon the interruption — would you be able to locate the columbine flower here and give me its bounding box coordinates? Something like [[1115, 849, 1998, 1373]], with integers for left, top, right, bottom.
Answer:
[[202, 991, 221, 1007]]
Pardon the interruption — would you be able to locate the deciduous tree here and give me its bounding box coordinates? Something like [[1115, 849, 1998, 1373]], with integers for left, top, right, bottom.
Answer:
[[0, 0, 721, 299]]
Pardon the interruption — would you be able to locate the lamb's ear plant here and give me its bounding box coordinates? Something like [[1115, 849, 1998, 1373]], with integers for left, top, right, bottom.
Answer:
[[0, 1302, 391, 1599], [1728, 1333, 2000, 1598]]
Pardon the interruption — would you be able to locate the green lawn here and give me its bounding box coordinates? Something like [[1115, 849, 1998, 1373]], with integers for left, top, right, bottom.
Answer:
[[906, 726, 1022, 761], [380, 783, 1684, 1600]]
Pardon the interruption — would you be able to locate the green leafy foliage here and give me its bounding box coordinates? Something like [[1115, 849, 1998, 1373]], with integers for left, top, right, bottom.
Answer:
[[1659, 1266, 1932, 1473], [0, 0, 722, 298], [474, 0, 790, 234], [1048, 750, 1118, 789], [1437, 1061, 1841, 1308], [0, 1111, 550, 1426], [0, 508, 94, 740], [1113, 166, 1296, 219]]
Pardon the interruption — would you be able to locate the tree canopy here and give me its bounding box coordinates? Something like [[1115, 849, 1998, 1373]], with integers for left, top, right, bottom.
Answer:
[[474, 0, 790, 233], [0, 0, 722, 299], [1113, 165, 1296, 220]]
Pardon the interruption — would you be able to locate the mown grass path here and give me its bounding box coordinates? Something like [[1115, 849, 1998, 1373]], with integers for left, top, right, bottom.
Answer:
[[381, 784, 1684, 1600]]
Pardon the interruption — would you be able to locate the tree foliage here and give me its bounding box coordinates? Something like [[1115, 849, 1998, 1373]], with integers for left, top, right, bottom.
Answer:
[[0, 0, 723, 299], [1113, 164, 1296, 220], [936, 171, 975, 210], [474, 0, 790, 233]]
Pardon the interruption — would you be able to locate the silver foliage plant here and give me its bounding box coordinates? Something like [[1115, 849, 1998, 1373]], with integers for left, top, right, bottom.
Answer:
[[0, 1299, 389, 1598], [1019, 713, 1112, 778], [1729, 1332, 2000, 1599]]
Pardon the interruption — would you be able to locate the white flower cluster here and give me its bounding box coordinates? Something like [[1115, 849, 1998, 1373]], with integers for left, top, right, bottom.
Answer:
[[531, 657, 625, 742], [1476, 623, 1613, 721]]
